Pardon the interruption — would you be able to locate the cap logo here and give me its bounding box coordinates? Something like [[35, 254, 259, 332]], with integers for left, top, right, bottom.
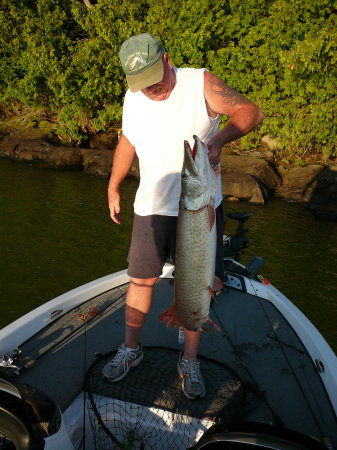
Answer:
[[126, 52, 148, 73], [119, 33, 165, 91]]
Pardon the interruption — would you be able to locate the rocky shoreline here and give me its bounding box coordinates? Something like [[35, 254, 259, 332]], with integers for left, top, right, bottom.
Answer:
[[1, 121, 336, 220]]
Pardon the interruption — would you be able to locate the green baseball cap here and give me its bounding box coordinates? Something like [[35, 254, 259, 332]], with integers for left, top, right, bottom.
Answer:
[[119, 33, 165, 93]]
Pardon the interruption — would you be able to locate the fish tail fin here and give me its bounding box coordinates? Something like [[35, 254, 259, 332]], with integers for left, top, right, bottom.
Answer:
[[159, 305, 181, 328]]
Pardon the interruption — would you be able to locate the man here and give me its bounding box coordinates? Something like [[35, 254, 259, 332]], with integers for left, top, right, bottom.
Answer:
[[103, 33, 263, 399]]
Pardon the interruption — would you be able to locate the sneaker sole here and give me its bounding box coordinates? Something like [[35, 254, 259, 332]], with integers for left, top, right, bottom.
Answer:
[[182, 382, 206, 400], [104, 353, 144, 382]]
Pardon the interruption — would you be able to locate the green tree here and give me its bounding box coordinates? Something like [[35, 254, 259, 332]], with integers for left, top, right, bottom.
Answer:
[[0, 0, 336, 159]]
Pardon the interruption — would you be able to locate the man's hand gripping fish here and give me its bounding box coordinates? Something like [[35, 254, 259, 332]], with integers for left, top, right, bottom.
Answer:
[[160, 135, 222, 332]]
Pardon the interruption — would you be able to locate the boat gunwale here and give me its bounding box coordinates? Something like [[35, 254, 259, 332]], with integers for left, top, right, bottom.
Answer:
[[244, 275, 337, 417]]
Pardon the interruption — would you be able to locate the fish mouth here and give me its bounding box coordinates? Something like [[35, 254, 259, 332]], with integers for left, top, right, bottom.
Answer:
[[183, 135, 211, 179], [183, 139, 198, 177], [181, 136, 217, 211], [184, 138, 198, 160]]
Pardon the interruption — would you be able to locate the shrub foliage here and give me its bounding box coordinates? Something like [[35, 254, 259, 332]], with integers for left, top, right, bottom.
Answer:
[[0, 0, 336, 158]]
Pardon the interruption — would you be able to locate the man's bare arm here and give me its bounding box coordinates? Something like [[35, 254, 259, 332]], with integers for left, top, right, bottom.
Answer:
[[108, 134, 136, 224], [204, 71, 264, 165]]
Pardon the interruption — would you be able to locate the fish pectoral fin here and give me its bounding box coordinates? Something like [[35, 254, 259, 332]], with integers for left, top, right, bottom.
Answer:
[[201, 325, 214, 333], [213, 276, 223, 292], [208, 276, 223, 302], [208, 285, 217, 302], [159, 305, 181, 328], [202, 318, 221, 333]]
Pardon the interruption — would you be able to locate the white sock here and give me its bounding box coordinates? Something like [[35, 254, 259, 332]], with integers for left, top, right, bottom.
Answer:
[[126, 345, 139, 352]]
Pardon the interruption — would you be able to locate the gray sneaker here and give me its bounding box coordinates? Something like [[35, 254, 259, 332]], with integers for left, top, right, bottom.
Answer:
[[102, 343, 143, 382], [177, 353, 206, 399]]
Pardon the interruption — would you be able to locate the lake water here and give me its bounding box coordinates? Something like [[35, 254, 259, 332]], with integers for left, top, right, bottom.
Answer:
[[1, 158, 336, 353]]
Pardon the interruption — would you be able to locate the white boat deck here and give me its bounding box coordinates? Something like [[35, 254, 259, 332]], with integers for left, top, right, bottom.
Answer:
[[5, 273, 335, 447]]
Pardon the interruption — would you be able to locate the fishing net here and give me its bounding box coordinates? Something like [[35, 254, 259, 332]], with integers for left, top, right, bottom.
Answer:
[[86, 346, 247, 450]]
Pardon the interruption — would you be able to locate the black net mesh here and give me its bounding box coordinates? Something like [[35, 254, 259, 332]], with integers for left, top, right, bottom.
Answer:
[[86, 346, 247, 450]]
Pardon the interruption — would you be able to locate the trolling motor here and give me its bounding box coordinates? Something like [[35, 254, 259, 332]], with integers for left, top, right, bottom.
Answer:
[[223, 212, 265, 279], [223, 212, 250, 261]]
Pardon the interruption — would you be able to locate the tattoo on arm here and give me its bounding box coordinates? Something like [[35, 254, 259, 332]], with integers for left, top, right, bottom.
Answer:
[[209, 74, 250, 107]]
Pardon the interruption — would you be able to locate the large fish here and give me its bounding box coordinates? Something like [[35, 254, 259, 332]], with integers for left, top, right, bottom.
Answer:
[[160, 135, 222, 332]]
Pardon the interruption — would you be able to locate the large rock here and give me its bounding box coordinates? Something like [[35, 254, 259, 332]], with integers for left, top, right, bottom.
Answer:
[[0, 127, 50, 155], [89, 129, 120, 150], [0, 130, 83, 169], [80, 148, 140, 179], [276, 164, 337, 220], [79, 149, 113, 177], [0, 126, 140, 178], [220, 154, 281, 203], [276, 165, 324, 202], [306, 166, 337, 220], [309, 166, 337, 204]]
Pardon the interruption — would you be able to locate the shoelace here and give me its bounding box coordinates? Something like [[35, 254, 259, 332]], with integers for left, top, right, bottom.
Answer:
[[111, 348, 129, 367], [185, 360, 201, 383]]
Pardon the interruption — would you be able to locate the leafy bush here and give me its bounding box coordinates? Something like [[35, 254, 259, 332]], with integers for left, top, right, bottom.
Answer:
[[0, 0, 336, 159]]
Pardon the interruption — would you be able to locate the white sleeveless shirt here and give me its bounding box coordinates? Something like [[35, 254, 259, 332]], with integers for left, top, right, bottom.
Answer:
[[122, 67, 222, 216]]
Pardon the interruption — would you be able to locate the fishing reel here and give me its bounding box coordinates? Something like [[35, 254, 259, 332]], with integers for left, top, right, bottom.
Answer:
[[0, 348, 22, 369]]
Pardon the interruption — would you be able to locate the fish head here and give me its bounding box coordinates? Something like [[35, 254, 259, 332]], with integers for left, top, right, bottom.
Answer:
[[181, 135, 217, 211]]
